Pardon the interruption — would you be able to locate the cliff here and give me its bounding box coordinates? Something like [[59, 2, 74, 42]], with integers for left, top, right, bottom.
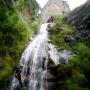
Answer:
[[67, 0, 90, 41], [41, 0, 70, 23]]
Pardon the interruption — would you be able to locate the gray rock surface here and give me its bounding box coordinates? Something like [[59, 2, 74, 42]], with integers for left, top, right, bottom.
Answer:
[[64, 35, 75, 43], [41, 0, 70, 23], [67, 0, 90, 40], [48, 43, 75, 65]]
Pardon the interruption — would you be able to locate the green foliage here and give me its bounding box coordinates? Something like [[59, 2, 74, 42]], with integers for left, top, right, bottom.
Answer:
[[18, 0, 25, 11], [25, 0, 39, 19], [0, 0, 40, 89], [30, 19, 40, 34], [49, 16, 74, 49], [72, 43, 90, 61], [48, 16, 90, 90]]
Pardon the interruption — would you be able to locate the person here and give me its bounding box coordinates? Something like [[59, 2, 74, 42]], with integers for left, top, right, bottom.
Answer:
[[15, 64, 25, 87]]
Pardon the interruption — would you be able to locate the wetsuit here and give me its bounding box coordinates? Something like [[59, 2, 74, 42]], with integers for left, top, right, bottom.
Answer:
[[15, 67, 23, 87]]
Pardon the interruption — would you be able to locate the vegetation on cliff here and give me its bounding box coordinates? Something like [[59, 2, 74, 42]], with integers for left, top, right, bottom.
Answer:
[[0, 0, 40, 88], [48, 16, 90, 90], [67, 0, 90, 50]]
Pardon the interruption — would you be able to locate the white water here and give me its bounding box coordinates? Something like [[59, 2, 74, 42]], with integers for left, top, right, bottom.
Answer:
[[10, 23, 49, 90]]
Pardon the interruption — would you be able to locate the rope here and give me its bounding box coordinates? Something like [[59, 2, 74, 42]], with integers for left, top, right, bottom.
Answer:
[[45, 45, 48, 90]]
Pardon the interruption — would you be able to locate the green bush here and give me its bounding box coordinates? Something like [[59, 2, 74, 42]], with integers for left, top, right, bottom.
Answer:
[[0, 0, 40, 89], [49, 16, 74, 49], [48, 16, 90, 90]]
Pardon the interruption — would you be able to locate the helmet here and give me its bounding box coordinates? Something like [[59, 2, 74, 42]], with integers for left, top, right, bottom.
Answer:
[[19, 64, 25, 67]]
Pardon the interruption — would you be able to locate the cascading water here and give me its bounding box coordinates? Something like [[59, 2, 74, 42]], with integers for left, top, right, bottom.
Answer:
[[10, 23, 49, 90]]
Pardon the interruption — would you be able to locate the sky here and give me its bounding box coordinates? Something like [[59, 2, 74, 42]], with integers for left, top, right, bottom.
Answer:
[[36, 0, 87, 10]]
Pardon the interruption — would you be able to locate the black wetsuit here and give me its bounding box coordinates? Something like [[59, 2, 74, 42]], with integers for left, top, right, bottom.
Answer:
[[15, 67, 23, 87]]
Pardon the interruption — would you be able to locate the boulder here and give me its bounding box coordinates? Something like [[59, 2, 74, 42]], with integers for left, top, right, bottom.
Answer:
[[75, 33, 82, 41], [47, 16, 54, 23], [56, 26, 64, 31], [67, 0, 90, 41], [48, 39, 51, 43], [45, 72, 56, 82], [64, 35, 75, 43], [75, 30, 90, 41], [29, 36, 34, 41]]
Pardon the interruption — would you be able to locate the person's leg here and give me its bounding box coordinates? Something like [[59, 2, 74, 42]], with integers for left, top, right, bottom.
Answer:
[[18, 75, 23, 87]]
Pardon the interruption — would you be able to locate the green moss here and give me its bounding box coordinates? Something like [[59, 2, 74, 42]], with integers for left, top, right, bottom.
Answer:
[[49, 16, 74, 49], [48, 16, 90, 90]]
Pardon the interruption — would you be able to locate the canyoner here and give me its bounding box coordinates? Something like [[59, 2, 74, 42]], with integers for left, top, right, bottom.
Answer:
[[9, 23, 49, 90]]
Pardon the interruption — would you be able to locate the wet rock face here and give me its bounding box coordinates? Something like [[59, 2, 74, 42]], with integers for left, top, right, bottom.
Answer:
[[48, 43, 75, 65], [47, 16, 54, 23], [64, 35, 75, 44], [48, 26, 64, 35], [56, 26, 64, 31], [75, 30, 90, 41], [47, 43, 76, 90], [67, 0, 90, 40], [41, 0, 70, 23]]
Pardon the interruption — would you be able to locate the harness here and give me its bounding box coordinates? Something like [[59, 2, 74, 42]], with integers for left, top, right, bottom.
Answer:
[[15, 67, 22, 79]]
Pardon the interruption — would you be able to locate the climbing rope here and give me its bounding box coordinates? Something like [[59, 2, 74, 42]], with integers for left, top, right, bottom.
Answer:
[[45, 45, 48, 90]]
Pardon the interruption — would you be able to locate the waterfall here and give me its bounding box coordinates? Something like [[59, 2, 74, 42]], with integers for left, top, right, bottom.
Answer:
[[10, 23, 49, 90]]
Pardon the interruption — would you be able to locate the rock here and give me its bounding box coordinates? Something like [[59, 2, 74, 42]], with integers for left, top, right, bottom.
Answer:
[[47, 16, 54, 23], [48, 23, 56, 27], [59, 50, 76, 62], [25, 42, 31, 48], [48, 39, 51, 43], [41, 0, 70, 23], [29, 36, 33, 41], [48, 26, 64, 35], [46, 72, 56, 82], [0, 64, 4, 69], [56, 26, 64, 31], [48, 30, 53, 33], [64, 35, 75, 43], [67, 0, 90, 41], [48, 29, 54, 35], [48, 57, 55, 69], [48, 43, 76, 65], [73, 51, 79, 55], [75, 33, 82, 41], [48, 43, 61, 65], [75, 30, 90, 41], [48, 82, 57, 90]]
